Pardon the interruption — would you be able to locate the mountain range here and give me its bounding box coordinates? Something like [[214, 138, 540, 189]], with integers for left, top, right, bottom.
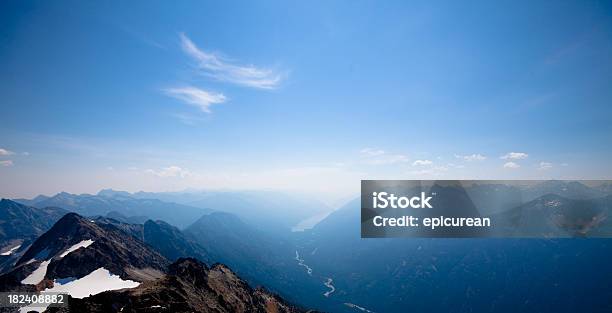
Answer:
[[492, 193, 612, 237], [0, 211, 309, 313], [82, 189, 331, 232], [51, 257, 305, 313], [3, 180, 612, 313], [14, 192, 211, 228]]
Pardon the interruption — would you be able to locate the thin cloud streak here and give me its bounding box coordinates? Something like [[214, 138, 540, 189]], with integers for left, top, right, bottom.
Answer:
[[501, 152, 529, 160], [164, 86, 226, 113], [180, 33, 284, 90], [455, 154, 486, 161]]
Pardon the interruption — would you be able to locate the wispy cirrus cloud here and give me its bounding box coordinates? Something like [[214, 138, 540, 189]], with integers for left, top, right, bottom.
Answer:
[[455, 153, 486, 161], [0, 160, 13, 167], [180, 33, 284, 90], [501, 152, 528, 160], [164, 86, 226, 113]]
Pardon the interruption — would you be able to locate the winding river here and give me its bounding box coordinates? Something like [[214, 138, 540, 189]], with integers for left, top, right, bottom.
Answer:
[[294, 250, 313, 275], [344, 303, 375, 312], [294, 250, 335, 297], [323, 277, 335, 297], [293, 251, 377, 312]]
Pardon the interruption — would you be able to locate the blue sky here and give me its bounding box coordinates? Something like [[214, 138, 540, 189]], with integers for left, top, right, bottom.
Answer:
[[1, 0, 611, 200]]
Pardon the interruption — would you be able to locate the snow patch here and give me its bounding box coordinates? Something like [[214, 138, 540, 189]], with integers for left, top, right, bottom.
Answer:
[[47, 267, 139, 298], [21, 260, 50, 285], [21, 239, 95, 286], [20, 267, 140, 313], [1, 244, 21, 256], [59, 239, 94, 258]]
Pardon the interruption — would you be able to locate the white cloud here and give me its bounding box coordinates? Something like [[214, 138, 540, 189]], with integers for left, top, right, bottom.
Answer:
[[501, 152, 528, 160], [164, 86, 226, 113], [359, 148, 409, 165], [538, 162, 553, 170], [0, 148, 14, 156], [455, 154, 486, 161], [145, 166, 192, 178], [503, 162, 520, 169], [412, 159, 433, 166], [180, 33, 284, 90], [0, 160, 13, 167]]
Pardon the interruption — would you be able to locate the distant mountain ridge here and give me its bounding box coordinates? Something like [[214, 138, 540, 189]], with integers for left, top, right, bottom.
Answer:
[[457, 180, 612, 215], [0, 199, 67, 274], [13, 191, 211, 228], [121, 189, 332, 231], [16, 188, 333, 232], [520, 180, 608, 200], [0, 199, 67, 247], [492, 193, 612, 237]]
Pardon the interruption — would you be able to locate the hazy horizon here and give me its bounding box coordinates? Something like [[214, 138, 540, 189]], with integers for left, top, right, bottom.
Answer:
[[4, 186, 358, 209]]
